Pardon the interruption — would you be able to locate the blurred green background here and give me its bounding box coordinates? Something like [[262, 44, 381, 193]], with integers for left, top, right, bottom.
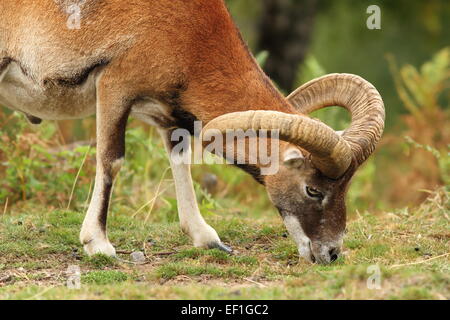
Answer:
[[229, 0, 450, 125], [0, 0, 449, 220]]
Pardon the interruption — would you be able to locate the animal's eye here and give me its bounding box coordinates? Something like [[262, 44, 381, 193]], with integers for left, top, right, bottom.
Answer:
[[305, 186, 324, 200]]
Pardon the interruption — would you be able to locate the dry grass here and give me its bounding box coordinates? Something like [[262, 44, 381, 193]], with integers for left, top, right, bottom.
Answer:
[[0, 188, 448, 300]]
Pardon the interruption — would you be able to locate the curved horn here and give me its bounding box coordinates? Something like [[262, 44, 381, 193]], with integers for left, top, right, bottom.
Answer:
[[287, 73, 385, 166], [202, 110, 352, 179]]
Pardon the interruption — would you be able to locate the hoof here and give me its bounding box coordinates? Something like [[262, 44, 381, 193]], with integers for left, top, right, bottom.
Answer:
[[83, 239, 116, 257], [208, 242, 233, 254]]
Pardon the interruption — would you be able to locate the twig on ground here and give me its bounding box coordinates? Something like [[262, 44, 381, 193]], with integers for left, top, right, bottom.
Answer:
[[116, 257, 148, 265], [116, 250, 177, 256], [244, 277, 267, 288], [152, 251, 178, 256], [389, 252, 450, 269], [116, 250, 133, 255]]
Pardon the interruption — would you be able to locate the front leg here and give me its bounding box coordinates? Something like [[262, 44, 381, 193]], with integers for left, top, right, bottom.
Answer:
[[159, 129, 232, 253], [79, 81, 129, 257]]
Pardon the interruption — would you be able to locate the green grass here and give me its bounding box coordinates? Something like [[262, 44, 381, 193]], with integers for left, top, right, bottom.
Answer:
[[0, 188, 448, 300], [83, 270, 129, 285]]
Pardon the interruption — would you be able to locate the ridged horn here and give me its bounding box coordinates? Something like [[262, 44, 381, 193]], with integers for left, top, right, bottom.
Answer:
[[287, 73, 385, 166], [202, 110, 352, 179]]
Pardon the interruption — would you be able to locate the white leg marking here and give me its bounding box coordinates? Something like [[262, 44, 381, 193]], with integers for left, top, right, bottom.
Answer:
[[159, 130, 221, 248], [79, 158, 123, 257]]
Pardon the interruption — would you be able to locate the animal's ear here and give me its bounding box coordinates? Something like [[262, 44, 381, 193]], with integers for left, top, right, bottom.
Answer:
[[283, 148, 305, 169]]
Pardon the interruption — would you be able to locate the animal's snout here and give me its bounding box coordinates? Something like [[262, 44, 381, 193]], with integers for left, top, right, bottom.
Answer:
[[311, 243, 342, 264]]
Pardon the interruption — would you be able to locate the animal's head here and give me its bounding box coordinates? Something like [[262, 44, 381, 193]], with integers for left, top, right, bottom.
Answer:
[[263, 145, 356, 264], [204, 74, 385, 264]]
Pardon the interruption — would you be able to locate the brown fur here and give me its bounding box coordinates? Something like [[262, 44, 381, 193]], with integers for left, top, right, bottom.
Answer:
[[0, 0, 356, 263]]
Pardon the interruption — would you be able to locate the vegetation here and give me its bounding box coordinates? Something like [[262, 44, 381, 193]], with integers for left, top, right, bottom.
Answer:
[[0, 188, 447, 299], [0, 1, 449, 300]]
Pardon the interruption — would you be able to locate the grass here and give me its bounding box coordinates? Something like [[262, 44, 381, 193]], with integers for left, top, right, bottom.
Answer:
[[0, 29, 448, 302], [0, 188, 448, 300]]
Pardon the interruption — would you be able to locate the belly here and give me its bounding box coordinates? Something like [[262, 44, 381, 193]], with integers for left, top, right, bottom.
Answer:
[[0, 62, 97, 120], [0, 60, 176, 128]]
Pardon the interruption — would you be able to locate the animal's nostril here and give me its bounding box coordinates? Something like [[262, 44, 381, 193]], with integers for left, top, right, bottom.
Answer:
[[329, 248, 339, 262]]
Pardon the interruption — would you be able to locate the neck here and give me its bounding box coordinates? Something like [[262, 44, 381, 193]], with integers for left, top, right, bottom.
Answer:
[[161, 0, 297, 184], [176, 1, 295, 125], [183, 55, 295, 124]]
